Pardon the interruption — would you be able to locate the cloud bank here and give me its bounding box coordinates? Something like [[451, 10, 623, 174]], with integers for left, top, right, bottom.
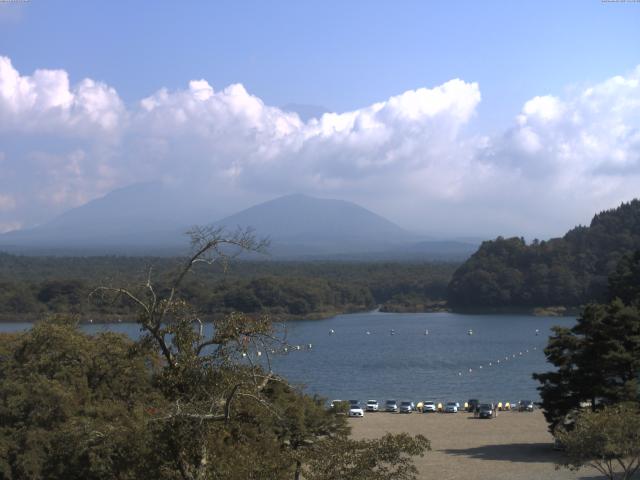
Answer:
[[0, 55, 639, 237]]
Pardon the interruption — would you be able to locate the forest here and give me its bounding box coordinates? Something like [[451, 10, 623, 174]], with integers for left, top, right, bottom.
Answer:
[[0, 253, 456, 321], [447, 200, 640, 309]]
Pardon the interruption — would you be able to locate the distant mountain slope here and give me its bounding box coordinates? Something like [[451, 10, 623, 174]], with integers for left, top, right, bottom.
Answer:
[[447, 199, 640, 308], [0, 182, 220, 254], [0, 186, 477, 260], [214, 194, 414, 255]]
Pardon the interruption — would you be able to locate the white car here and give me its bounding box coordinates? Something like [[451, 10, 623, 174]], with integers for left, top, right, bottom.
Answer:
[[349, 403, 364, 417], [422, 401, 437, 412], [444, 402, 458, 413], [366, 399, 379, 412]]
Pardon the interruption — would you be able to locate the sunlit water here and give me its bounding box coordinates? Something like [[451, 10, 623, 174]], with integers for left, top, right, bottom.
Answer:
[[0, 311, 574, 405]]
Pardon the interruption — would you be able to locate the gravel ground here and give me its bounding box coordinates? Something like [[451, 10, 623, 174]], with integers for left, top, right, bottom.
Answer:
[[348, 409, 609, 480]]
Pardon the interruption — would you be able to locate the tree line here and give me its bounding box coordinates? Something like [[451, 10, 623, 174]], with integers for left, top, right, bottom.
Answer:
[[448, 199, 640, 309], [0, 254, 457, 321]]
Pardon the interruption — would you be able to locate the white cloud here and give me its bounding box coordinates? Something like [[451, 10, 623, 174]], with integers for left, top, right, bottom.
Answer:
[[0, 55, 639, 238], [0, 56, 124, 136], [0, 193, 16, 212]]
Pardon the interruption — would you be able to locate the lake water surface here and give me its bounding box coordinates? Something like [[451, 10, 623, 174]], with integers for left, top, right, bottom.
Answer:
[[0, 311, 575, 405]]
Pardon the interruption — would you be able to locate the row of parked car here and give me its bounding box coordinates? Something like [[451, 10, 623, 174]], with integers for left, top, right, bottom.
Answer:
[[331, 399, 535, 417]]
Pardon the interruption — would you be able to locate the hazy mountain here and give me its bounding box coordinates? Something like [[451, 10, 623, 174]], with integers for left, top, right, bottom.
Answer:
[[214, 193, 416, 256], [0, 182, 221, 254], [0, 185, 477, 259]]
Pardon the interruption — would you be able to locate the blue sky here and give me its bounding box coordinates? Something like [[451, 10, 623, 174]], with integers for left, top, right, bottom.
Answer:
[[3, 0, 638, 130], [0, 0, 639, 237]]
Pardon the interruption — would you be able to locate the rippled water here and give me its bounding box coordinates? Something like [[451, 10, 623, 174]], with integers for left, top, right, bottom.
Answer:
[[0, 311, 575, 405]]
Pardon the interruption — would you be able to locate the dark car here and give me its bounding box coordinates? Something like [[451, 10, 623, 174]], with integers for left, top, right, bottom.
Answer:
[[467, 399, 480, 413], [518, 400, 534, 412], [478, 403, 495, 419]]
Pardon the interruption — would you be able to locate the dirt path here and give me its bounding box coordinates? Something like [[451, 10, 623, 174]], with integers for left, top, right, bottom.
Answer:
[[349, 410, 606, 480]]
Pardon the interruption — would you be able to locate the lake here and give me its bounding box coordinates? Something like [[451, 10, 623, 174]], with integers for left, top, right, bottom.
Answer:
[[0, 311, 574, 405]]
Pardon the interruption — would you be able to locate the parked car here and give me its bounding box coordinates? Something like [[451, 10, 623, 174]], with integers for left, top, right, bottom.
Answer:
[[349, 403, 364, 417], [444, 402, 459, 413], [478, 403, 495, 419], [399, 401, 415, 413], [385, 400, 399, 412], [518, 400, 534, 412], [467, 398, 480, 413], [422, 401, 437, 413], [365, 399, 379, 412]]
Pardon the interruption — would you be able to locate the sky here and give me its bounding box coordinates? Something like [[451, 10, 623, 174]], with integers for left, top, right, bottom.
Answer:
[[0, 0, 639, 238]]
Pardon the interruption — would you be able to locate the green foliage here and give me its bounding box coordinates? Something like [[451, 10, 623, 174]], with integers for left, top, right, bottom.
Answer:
[[449, 199, 640, 308], [0, 255, 457, 320], [555, 403, 640, 480], [303, 433, 431, 480], [0, 318, 163, 480], [534, 252, 640, 432]]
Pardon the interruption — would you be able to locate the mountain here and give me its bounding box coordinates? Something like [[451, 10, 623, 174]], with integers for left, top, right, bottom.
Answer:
[[447, 199, 640, 309], [213, 194, 415, 256], [0, 182, 222, 255], [0, 186, 478, 260]]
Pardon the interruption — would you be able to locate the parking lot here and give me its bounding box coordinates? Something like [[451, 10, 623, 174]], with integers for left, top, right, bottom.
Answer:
[[348, 409, 605, 480]]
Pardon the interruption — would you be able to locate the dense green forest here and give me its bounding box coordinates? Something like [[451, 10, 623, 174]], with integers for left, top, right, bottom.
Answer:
[[448, 200, 640, 309], [0, 254, 456, 321]]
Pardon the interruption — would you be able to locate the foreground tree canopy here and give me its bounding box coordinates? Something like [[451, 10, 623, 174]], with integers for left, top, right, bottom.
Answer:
[[555, 403, 640, 480], [0, 228, 430, 480], [534, 250, 640, 432]]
